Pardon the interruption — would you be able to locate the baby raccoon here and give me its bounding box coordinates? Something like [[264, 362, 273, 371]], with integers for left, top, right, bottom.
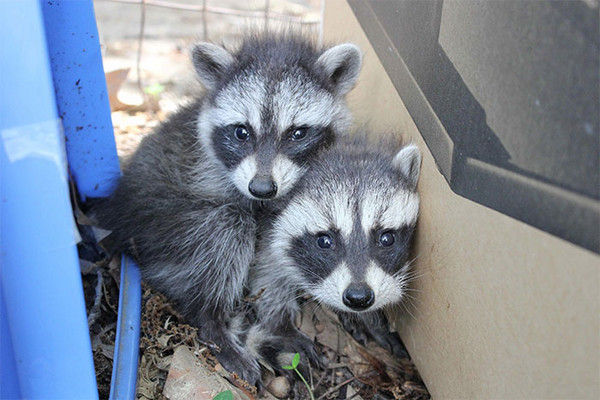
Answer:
[[247, 133, 421, 370], [96, 32, 362, 383]]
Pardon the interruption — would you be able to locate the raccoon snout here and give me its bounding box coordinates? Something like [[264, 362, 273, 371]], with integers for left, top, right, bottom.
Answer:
[[248, 177, 278, 199], [342, 285, 375, 311]]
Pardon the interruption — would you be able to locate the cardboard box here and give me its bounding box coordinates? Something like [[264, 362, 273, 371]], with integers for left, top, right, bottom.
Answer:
[[322, 1, 600, 398]]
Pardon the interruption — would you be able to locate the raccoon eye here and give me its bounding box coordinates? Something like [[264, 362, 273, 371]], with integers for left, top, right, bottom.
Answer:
[[290, 127, 307, 141], [316, 233, 333, 249], [379, 231, 395, 247], [234, 125, 250, 142]]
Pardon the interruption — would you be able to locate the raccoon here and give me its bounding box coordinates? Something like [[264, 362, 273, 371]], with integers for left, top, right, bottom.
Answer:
[[96, 33, 362, 383], [246, 133, 421, 370]]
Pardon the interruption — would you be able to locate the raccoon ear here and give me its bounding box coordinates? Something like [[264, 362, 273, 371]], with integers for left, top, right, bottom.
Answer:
[[393, 144, 422, 191], [316, 43, 362, 97], [191, 43, 234, 90]]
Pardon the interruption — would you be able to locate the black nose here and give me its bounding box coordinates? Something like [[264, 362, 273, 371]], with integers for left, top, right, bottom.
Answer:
[[342, 286, 375, 311], [248, 178, 277, 199]]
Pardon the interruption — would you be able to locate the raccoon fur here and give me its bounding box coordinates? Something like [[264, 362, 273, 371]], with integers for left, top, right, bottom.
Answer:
[[96, 33, 362, 383], [246, 133, 421, 371]]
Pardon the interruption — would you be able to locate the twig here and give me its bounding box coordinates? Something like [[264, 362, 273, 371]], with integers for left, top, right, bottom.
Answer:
[[88, 268, 105, 327], [347, 391, 361, 400], [202, 0, 207, 40], [313, 367, 328, 393], [316, 375, 357, 400], [136, 0, 147, 100], [243, 287, 265, 303], [264, 0, 270, 30]]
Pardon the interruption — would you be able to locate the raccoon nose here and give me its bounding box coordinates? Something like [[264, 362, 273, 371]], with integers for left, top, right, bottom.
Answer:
[[342, 286, 375, 311], [248, 178, 278, 199]]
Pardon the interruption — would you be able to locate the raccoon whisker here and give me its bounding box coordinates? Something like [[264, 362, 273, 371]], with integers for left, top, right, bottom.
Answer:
[[401, 287, 423, 295], [408, 253, 422, 264], [309, 296, 328, 312], [402, 273, 427, 286], [395, 268, 426, 283], [400, 290, 418, 301], [398, 300, 418, 322], [399, 254, 422, 273], [371, 310, 384, 326], [406, 268, 430, 279], [302, 270, 331, 286]]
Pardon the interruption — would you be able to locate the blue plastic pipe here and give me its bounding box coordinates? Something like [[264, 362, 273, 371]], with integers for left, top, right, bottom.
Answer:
[[0, 0, 98, 397], [41, 0, 121, 200], [0, 293, 21, 399], [40, 1, 142, 399], [110, 256, 142, 400], [42, 1, 143, 398]]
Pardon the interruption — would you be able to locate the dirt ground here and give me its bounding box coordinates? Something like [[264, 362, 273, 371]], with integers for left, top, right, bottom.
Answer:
[[87, 1, 431, 399]]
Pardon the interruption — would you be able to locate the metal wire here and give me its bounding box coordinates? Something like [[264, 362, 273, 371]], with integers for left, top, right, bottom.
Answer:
[[96, 0, 320, 25], [100, 0, 323, 105]]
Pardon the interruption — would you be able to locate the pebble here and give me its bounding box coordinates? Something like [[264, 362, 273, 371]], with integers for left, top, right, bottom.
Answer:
[[266, 376, 291, 399]]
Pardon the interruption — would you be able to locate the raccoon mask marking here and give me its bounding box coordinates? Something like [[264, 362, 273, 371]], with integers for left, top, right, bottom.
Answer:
[[96, 33, 364, 385], [247, 136, 422, 370], [193, 37, 362, 200], [257, 138, 421, 314], [283, 182, 419, 312]]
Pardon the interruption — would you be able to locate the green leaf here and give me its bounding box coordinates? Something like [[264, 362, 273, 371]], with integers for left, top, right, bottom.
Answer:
[[282, 365, 294, 370], [143, 83, 165, 95], [291, 352, 300, 369], [213, 390, 234, 400]]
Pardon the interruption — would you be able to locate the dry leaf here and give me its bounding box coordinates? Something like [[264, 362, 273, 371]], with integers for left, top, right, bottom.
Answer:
[[106, 68, 133, 112]]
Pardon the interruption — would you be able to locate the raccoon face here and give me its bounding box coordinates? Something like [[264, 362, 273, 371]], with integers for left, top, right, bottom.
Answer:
[[274, 144, 421, 313], [192, 39, 362, 200]]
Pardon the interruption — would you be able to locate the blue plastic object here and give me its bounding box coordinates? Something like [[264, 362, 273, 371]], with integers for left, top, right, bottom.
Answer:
[[110, 256, 143, 400], [1, 0, 142, 398], [0, 294, 21, 399], [0, 0, 98, 397], [41, 0, 121, 200]]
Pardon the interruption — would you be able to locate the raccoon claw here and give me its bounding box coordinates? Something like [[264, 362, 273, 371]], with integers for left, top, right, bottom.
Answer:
[[339, 313, 409, 358], [342, 321, 370, 345], [287, 334, 324, 370], [370, 330, 409, 358], [339, 314, 370, 345], [213, 348, 262, 386], [259, 331, 323, 373]]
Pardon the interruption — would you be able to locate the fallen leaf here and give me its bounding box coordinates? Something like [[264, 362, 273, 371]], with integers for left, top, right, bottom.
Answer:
[[105, 68, 134, 112]]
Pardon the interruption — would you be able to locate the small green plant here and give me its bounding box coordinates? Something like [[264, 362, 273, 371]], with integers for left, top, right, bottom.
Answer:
[[213, 389, 233, 400], [143, 83, 165, 96], [282, 352, 314, 400]]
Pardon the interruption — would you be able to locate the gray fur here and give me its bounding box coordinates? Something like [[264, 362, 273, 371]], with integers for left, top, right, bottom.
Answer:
[[95, 32, 362, 384], [315, 43, 363, 96], [248, 133, 421, 370]]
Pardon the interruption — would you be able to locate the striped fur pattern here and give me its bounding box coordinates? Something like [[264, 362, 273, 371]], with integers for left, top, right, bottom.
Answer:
[[247, 133, 421, 371], [95, 32, 362, 384]]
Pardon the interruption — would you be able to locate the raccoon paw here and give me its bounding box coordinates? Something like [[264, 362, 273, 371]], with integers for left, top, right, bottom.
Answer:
[[213, 346, 262, 386], [279, 333, 324, 371], [368, 329, 409, 358], [259, 331, 324, 374], [339, 313, 408, 358], [341, 318, 370, 345]]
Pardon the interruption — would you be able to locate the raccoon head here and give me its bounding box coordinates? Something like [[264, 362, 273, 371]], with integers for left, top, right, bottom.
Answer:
[[272, 143, 421, 313], [192, 36, 362, 200]]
